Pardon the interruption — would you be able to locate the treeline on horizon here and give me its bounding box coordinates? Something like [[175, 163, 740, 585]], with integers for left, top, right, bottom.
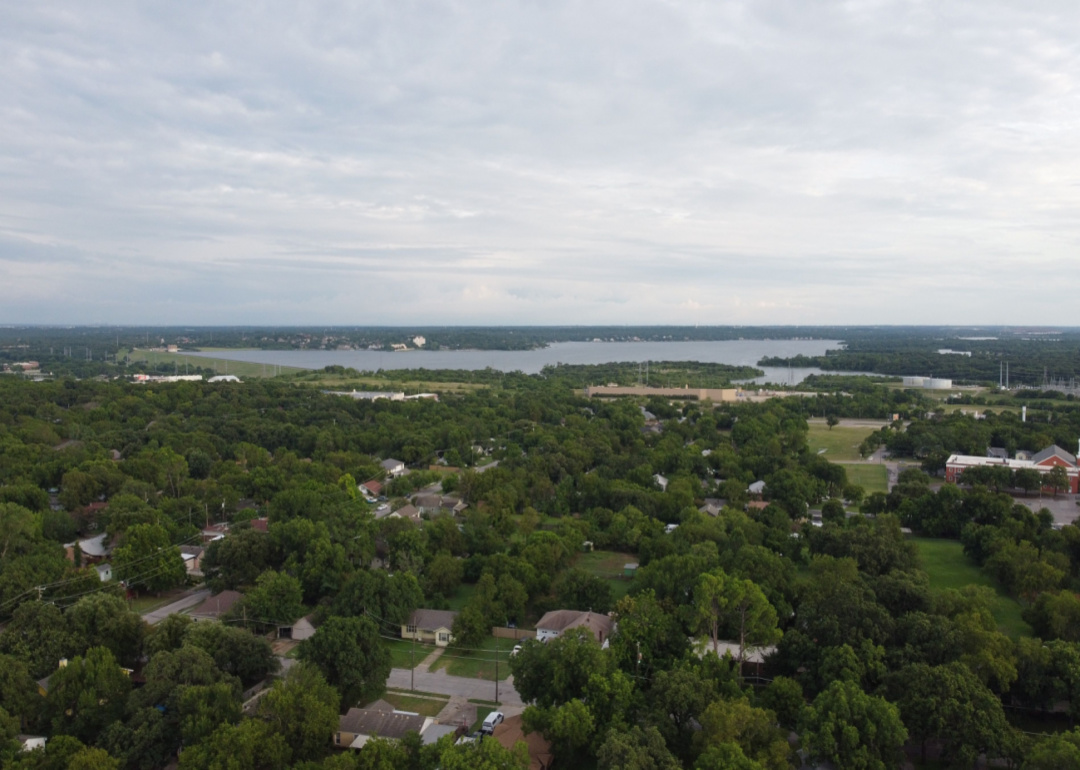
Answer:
[[760, 332, 1080, 386], [5, 325, 1080, 387]]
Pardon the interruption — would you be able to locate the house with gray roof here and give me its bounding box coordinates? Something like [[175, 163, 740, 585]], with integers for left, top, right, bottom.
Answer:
[[402, 609, 457, 647], [334, 707, 434, 749], [536, 609, 613, 645]]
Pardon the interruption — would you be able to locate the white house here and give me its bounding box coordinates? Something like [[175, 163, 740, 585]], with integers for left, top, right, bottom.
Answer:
[[535, 610, 613, 645], [380, 458, 406, 478]]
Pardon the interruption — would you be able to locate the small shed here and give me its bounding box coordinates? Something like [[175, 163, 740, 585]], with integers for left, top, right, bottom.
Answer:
[[279, 615, 316, 641], [623, 562, 638, 578]]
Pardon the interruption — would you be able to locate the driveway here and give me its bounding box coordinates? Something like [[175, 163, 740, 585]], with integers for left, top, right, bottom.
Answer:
[[142, 588, 210, 625], [386, 667, 524, 709]]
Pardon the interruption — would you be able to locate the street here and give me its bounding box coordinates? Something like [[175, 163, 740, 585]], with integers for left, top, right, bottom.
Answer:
[[386, 667, 524, 710], [142, 588, 210, 625]]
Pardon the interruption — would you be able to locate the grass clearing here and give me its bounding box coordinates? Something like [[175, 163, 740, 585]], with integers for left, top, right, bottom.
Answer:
[[384, 638, 428, 669], [840, 463, 889, 494], [128, 350, 305, 379], [431, 636, 518, 681], [444, 583, 477, 613], [911, 537, 1031, 638], [379, 692, 449, 717], [807, 424, 877, 461], [573, 549, 637, 603]]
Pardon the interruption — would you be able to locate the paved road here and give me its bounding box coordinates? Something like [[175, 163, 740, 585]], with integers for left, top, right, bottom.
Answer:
[[142, 589, 210, 625], [387, 667, 523, 708]]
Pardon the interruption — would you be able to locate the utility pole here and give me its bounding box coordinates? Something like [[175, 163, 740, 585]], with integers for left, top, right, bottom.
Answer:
[[410, 634, 415, 691], [494, 644, 499, 703]]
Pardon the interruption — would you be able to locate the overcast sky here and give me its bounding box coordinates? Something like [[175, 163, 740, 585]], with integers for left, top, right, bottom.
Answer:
[[2, 1, 1078, 325]]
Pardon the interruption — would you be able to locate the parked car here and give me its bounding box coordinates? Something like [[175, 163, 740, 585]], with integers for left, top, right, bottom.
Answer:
[[481, 711, 505, 734]]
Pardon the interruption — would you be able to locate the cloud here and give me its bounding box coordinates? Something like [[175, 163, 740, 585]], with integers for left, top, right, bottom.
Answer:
[[1, 0, 1078, 324]]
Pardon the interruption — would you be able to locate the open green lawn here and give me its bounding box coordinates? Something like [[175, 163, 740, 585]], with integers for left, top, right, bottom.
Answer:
[[573, 549, 637, 603], [128, 350, 305, 379], [911, 538, 1031, 638], [807, 424, 877, 461], [379, 692, 448, 717], [444, 583, 477, 612], [384, 638, 429, 669], [840, 463, 889, 495], [431, 637, 518, 681]]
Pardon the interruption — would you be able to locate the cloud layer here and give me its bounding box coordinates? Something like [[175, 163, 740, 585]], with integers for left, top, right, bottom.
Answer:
[[2, 1, 1078, 324]]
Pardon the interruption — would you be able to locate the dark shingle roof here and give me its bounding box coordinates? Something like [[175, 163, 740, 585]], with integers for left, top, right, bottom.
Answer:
[[338, 708, 426, 740], [408, 609, 458, 631]]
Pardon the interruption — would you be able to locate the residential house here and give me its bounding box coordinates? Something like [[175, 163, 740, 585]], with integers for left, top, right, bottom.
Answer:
[[18, 735, 47, 753], [188, 590, 243, 622], [402, 609, 458, 647], [987, 447, 1009, 460], [66, 533, 112, 565], [492, 714, 554, 770], [180, 545, 205, 575], [692, 638, 778, 678], [747, 480, 766, 497], [360, 480, 383, 499], [380, 458, 407, 478], [278, 614, 316, 641], [535, 610, 613, 645], [389, 504, 421, 524], [248, 517, 269, 533], [201, 523, 230, 543], [698, 498, 724, 517], [334, 707, 434, 750]]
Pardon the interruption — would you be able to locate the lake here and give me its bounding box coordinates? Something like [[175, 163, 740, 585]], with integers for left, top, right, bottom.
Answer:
[[186, 339, 847, 385]]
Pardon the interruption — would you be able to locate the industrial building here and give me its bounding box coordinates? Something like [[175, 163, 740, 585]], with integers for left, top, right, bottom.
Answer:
[[945, 444, 1080, 493], [903, 376, 953, 389]]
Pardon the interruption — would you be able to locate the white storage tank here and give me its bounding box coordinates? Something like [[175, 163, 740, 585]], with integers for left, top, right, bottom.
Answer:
[[903, 376, 926, 387], [925, 378, 953, 389]]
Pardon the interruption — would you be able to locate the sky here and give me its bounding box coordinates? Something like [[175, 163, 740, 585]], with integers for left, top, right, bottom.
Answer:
[[2, 1, 1079, 326]]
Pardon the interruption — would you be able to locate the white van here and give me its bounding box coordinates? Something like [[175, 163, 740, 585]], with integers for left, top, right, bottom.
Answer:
[[481, 711, 505, 734]]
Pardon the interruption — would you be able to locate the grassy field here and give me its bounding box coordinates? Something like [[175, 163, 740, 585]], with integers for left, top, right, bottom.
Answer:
[[807, 424, 877, 461], [128, 350, 305, 379], [911, 538, 1031, 638], [840, 463, 889, 494], [572, 549, 637, 603], [431, 637, 518, 681], [444, 583, 477, 612], [379, 692, 449, 717], [384, 638, 429, 669]]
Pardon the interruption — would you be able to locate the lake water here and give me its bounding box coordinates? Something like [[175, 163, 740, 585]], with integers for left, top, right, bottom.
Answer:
[[187, 339, 846, 385]]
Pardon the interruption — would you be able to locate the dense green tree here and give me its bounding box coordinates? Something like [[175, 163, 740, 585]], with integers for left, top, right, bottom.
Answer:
[[111, 523, 187, 593], [240, 569, 305, 627], [177, 719, 291, 770], [890, 661, 1011, 765], [44, 647, 132, 744], [177, 682, 242, 746], [596, 725, 681, 770], [694, 698, 790, 770], [799, 680, 907, 770], [695, 569, 780, 669], [65, 593, 145, 668], [256, 664, 339, 763], [552, 568, 614, 614], [299, 616, 390, 708], [183, 623, 277, 687]]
